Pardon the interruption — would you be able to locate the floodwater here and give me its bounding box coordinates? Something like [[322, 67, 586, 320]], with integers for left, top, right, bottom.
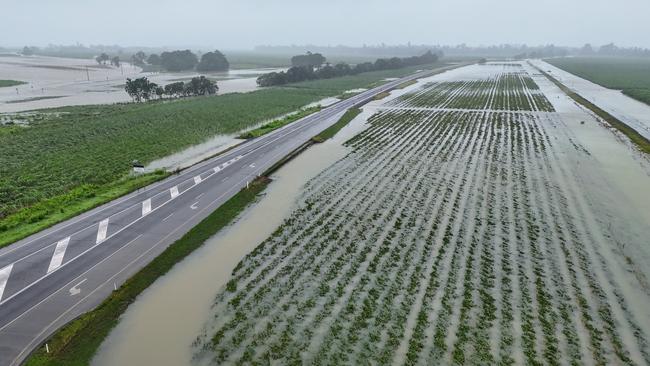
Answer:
[[91, 112, 373, 366], [531, 59, 650, 141], [0, 55, 283, 112]]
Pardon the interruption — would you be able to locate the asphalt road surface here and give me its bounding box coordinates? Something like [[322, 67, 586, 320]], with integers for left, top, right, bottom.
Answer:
[[0, 65, 451, 365]]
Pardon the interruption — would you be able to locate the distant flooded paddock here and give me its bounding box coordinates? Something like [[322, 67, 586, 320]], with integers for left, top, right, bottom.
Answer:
[[0, 55, 283, 112]]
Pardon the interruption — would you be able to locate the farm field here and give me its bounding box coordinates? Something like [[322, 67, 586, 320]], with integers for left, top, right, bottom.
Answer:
[[193, 63, 650, 365], [0, 62, 445, 247], [546, 57, 650, 106]]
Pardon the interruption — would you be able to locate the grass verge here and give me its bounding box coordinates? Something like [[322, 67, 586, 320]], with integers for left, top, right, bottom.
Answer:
[[312, 108, 362, 143], [0, 79, 26, 88], [0, 171, 168, 248], [373, 91, 391, 101], [394, 79, 418, 89], [534, 64, 650, 155], [24, 177, 270, 366], [237, 106, 321, 139]]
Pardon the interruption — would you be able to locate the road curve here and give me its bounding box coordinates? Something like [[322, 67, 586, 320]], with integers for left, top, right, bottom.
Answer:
[[0, 65, 453, 365]]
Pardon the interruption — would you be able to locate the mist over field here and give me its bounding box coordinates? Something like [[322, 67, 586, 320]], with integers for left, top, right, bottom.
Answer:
[[2, 0, 650, 48]]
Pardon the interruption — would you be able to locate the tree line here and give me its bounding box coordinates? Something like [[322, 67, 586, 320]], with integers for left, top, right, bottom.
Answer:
[[134, 49, 229, 72], [124, 76, 218, 102], [257, 51, 440, 87]]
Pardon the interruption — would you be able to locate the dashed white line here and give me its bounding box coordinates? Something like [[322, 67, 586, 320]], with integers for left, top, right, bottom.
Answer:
[[0, 263, 13, 302], [96, 219, 109, 244], [170, 186, 179, 199], [141, 198, 152, 216], [193, 176, 202, 185], [195, 193, 204, 200], [213, 167, 221, 173], [46, 237, 70, 274], [162, 213, 174, 222]]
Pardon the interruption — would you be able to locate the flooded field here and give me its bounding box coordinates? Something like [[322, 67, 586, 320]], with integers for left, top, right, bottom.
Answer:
[[189, 62, 650, 365], [91, 113, 370, 366], [0, 55, 282, 112], [531, 59, 650, 141]]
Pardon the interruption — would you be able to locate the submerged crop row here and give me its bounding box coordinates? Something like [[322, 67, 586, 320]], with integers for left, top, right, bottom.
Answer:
[[388, 64, 554, 112], [193, 64, 649, 365]]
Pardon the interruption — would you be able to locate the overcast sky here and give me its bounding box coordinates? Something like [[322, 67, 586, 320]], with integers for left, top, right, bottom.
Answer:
[[2, 0, 649, 49]]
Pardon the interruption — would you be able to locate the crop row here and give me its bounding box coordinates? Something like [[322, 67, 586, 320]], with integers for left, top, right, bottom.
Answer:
[[193, 66, 649, 364]]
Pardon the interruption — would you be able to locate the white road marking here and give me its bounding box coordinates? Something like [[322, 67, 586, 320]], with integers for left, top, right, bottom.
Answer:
[[68, 278, 86, 296], [194, 176, 202, 185], [142, 198, 152, 216], [0, 263, 13, 301], [170, 186, 179, 199], [47, 237, 70, 274], [195, 193, 204, 199], [249, 163, 256, 168], [213, 166, 221, 173], [96, 219, 109, 244], [190, 202, 199, 210], [162, 213, 174, 222]]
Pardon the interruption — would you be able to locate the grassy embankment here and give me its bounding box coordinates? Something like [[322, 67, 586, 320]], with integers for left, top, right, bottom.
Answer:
[[535, 63, 650, 155], [0, 80, 26, 88], [546, 57, 650, 106], [312, 108, 363, 143], [237, 106, 321, 139], [25, 177, 270, 366], [0, 62, 444, 248]]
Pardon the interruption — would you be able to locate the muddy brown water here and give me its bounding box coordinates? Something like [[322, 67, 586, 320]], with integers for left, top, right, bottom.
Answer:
[[90, 115, 374, 366]]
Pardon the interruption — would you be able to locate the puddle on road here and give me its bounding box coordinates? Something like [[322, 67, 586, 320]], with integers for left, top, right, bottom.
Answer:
[[91, 119, 366, 366]]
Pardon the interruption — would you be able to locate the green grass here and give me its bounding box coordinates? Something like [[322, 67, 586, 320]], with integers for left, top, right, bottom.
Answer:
[[24, 177, 270, 366], [312, 108, 362, 142], [237, 106, 321, 139], [0, 62, 447, 248], [373, 91, 391, 101], [535, 64, 650, 155], [546, 57, 650, 106], [0, 79, 26, 88], [0, 171, 168, 248]]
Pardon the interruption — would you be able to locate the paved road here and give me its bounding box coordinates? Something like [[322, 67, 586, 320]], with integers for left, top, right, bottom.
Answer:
[[0, 65, 450, 365]]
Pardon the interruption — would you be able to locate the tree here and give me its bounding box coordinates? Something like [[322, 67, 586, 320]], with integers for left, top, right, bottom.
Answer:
[[164, 82, 185, 97], [95, 53, 109, 65], [160, 50, 198, 72], [257, 72, 287, 87], [184, 76, 218, 96], [316, 64, 337, 79], [291, 52, 326, 68], [155, 86, 165, 99], [334, 63, 351, 76], [147, 54, 161, 65], [196, 50, 230, 72], [125, 77, 157, 102], [353, 62, 374, 74], [22, 46, 36, 56], [110, 56, 120, 67], [580, 43, 594, 55], [131, 51, 147, 66]]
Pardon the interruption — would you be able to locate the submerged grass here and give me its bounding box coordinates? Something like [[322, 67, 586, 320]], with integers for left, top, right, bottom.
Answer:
[[534, 64, 650, 155], [546, 57, 650, 106], [312, 108, 362, 143], [24, 177, 270, 366]]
